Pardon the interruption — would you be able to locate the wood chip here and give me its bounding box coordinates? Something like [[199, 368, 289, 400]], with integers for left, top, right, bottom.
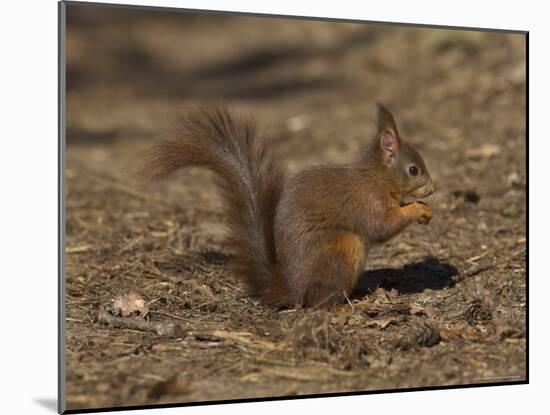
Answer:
[[66, 245, 92, 254]]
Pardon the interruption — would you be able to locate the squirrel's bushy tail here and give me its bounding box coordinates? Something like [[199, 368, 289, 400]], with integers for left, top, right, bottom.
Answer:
[[140, 106, 286, 303]]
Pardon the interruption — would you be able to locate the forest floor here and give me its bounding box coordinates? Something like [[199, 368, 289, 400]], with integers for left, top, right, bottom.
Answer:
[[64, 5, 527, 411]]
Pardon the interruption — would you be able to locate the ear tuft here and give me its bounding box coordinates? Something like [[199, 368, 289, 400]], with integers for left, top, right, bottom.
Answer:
[[377, 103, 399, 136]]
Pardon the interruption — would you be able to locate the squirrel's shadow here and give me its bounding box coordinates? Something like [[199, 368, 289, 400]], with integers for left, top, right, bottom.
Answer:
[[353, 256, 458, 297]]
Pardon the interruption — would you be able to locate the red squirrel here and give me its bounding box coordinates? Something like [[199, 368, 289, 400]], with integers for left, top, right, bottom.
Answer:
[[141, 104, 434, 308]]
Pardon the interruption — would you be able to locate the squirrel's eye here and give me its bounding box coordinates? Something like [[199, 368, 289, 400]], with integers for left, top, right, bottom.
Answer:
[[409, 165, 419, 176]]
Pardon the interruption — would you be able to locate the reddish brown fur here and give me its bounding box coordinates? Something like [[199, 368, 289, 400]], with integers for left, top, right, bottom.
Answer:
[[265, 265, 289, 306], [140, 104, 433, 308], [330, 233, 365, 278]]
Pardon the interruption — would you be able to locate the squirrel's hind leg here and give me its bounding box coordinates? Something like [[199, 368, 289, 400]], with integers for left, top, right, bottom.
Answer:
[[302, 233, 365, 308]]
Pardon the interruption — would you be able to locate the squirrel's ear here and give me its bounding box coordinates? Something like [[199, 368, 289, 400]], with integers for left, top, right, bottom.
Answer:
[[379, 129, 399, 164], [377, 103, 399, 137], [377, 103, 400, 163]]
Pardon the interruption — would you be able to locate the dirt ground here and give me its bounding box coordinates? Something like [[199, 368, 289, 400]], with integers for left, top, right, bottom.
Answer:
[[63, 4, 527, 411]]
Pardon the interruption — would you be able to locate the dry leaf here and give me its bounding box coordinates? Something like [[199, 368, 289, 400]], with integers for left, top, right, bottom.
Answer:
[[366, 316, 401, 329], [354, 300, 380, 313], [409, 304, 440, 317], [439, 328, 461, 340], [372, 287, 398, 304], [374, 287, 396, 297], [112, 290, 149, 317], [440, 322, 484, 341]]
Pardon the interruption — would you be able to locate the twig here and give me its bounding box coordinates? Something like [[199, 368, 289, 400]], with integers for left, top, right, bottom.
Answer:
[[152, 310, 194, 323], [463, 264, 494, 277], [97, 311, 186, 338], [66, 245, 92, 254], [66, 317, 86, 323], [466, 251, 490, 264], [142, 282, 172, 291], [342, 290, 355, 313], [463, 248, 526, 278], [190, 299, 216, 311], [145, 297, 163, 307], [312, 292, 338, 310]]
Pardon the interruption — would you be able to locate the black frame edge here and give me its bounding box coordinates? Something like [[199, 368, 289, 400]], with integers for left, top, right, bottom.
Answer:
[[58, 1, 67, 414], [63, 381, 528, 414], [524, 31, 529, 385]]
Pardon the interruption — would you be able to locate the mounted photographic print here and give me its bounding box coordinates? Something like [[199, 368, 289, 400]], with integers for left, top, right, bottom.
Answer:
[[59, 1, 527, 413]]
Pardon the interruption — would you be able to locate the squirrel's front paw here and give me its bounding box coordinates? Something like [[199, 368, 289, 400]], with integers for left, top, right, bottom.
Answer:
[[412, 202, 433, 225]]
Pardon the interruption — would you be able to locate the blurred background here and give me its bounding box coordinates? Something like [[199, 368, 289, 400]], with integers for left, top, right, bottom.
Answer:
[[66, 4, 525, 177], [64, 3, 526, 410]]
